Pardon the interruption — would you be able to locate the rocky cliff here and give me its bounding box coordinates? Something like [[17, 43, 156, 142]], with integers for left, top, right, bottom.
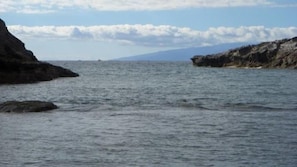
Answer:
[[0, 18, 78, 84], [191, 37, 297, 69]]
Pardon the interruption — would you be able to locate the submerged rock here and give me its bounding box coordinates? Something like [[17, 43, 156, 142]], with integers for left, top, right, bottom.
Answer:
[[191, 37, 297, 69], [0, 101, 58, 113], [0, 18, 79, 84]]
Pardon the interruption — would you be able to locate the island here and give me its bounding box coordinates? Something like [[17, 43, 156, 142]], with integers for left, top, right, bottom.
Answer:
[[191, 37, 297, 69]]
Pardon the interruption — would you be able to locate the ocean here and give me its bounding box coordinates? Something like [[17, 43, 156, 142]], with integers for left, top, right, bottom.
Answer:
[[0, 61, 297, 167]]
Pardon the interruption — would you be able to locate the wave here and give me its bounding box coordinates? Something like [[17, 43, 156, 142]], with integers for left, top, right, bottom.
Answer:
[[221, 102, 297, 112], [54, 98, 297, 113]]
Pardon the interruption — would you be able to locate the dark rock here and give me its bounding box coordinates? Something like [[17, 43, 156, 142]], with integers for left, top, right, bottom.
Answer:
[[0, 60, 79, 84], [191, 37, 297, 69], [0, 19, 37, 62], [0, 18, 79, 84], [0, 101, 58, 113]]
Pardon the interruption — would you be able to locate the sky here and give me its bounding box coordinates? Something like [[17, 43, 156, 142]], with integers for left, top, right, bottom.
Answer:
[[1, 0, 297, 60]]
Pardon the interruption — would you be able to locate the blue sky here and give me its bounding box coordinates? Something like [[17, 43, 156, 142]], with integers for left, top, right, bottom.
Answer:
[[1, 0, 297, 60]]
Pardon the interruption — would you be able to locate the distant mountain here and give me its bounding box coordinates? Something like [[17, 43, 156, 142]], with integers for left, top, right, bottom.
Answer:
[[116, 43, 249, 61]]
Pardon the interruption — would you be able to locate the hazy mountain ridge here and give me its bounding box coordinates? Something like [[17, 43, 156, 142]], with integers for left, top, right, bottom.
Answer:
[[116, 43, 248, 61]]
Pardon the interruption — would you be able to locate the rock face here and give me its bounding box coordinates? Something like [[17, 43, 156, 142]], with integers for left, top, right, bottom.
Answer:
[[0, 101, 58, 113], [191, 37, 297, 69], [0, 18, 78, 84]]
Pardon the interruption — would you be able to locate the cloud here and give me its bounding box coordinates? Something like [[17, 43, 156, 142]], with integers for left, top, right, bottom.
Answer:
[[70, 27, 93, 39], [7, 24, 297, 48], [0, 0, 291, 13], [0, 0, 16, 13]]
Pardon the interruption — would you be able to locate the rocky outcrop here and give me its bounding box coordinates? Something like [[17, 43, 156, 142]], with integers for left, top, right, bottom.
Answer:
[[0, 18, 78, 84], [191, 37, 297, 69], [0, 101, 58, 113]]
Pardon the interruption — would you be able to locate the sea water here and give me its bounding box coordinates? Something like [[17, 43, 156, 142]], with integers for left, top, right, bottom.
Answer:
[[0, 61, 297, 167]]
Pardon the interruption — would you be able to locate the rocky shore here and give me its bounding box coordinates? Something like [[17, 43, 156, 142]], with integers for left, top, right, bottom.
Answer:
[[0, 18, 78, 84], [191, 37, 297, 69]]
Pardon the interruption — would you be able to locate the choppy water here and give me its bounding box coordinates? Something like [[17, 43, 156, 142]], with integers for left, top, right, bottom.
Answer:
[[0, 61, 297, 166]]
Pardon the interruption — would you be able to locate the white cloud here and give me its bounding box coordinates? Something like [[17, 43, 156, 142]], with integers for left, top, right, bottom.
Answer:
[[0, 0, 16, 13], [16, 6, 55, 14], [7, 24, 297, 48], [0, 0, 283, 13]]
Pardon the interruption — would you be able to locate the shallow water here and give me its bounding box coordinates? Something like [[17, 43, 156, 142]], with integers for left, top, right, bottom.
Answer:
[[0, 61, 297, 166]]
